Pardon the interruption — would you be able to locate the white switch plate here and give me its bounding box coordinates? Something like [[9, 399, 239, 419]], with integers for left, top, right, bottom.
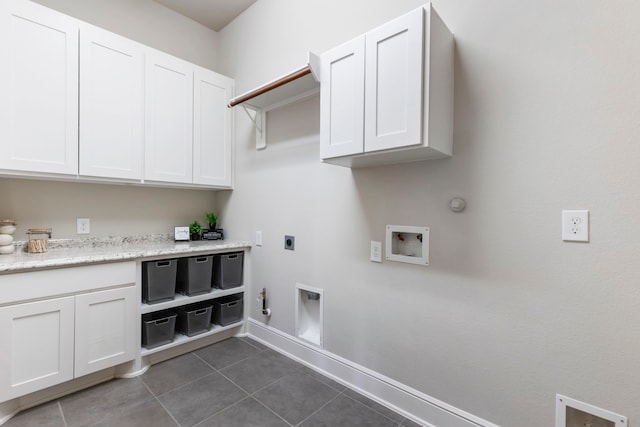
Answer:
[[370, 241, 382, 262], [77, 218, 90, 235], [256, 231, 263, 246], [562, 210, 589, 242]]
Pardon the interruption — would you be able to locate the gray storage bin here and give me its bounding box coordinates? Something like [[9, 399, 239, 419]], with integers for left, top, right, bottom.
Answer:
[[177, 255, 213, 296], [212, 252, 244, 289], [176, 302, 212, 336], [143, 259, 178, 303], [142, 311, 177, 349], [212, 293, 243, 326]]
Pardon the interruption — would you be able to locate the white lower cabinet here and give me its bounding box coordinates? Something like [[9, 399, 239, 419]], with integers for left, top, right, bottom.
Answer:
[[0, 296, 75, 402], [0, 263, 137, 403], [74, 286, 137, 377]]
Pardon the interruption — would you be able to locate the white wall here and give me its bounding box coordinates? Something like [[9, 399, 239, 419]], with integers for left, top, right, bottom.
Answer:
[[218, 1, 640, 426], [0, 0, 222, 239], [0, 178, 218, 238]]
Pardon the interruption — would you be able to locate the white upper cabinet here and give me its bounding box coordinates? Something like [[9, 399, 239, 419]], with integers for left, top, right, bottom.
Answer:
[[320, 4, 454, 168], [145, 50, 194, 184], [0, 0, 79, 175], [79, 25, 144, 180], [193, 66, 234, 187], [364, 8, 424, 153], [319, 36, 365, 159], [0, 0, 234, 189]]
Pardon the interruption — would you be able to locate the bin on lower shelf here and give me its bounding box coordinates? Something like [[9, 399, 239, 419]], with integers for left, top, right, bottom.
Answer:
[[212, 252, 244, 289], [213, 293, 243, 326], [176, 302, 213, 337], [142, 311, 177, 349], [177, 255, 213, 296], [143, 259, 178, 304]]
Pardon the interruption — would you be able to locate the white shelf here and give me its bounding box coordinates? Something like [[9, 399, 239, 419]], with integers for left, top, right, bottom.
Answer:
[[227, 52, 320, 150], [141, 286, 245, 314], [229, 64, 320, 111], [140, 321, 244, 356]]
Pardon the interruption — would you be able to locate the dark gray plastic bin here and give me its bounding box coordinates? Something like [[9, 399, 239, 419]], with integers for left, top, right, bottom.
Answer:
[[142, 311, 177, 349], [212, 252, 244, 289], [176, 302, 212, 337], [212, 293, 243, 326], [177, 255, 213, 296], [143, 259, 178, 303]]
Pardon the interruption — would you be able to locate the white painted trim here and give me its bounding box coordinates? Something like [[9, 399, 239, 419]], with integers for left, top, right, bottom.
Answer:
[[247, 318, 499, 427], [556, 394, 627, 427]]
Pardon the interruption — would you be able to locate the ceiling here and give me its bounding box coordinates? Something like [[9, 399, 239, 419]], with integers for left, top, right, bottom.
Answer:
[[153, 0, 257, 32]]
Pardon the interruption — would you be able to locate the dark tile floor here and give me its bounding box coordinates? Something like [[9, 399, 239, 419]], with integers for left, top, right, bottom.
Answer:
[[5, 337, 422, 427]]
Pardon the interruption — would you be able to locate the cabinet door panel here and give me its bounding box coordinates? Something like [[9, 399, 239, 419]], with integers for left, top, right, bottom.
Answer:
[[75, 286, 136, 377], [145, 51, 193, 184], [0, 296, 75, 401], [79, 25, 144, 180], [320, 36, 365, 159], [0, 0, 78, 175], [193, 67, 233, 187], [364, 7, 423, 152]]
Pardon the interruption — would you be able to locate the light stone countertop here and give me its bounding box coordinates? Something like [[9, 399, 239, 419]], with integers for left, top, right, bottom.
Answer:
[[0, 234, 251, 273]]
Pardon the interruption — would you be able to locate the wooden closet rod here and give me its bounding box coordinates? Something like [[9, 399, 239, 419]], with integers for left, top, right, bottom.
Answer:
[[228, 65, 312, 108]]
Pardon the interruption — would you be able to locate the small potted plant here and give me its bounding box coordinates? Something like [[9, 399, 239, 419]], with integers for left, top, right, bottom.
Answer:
[[205, 212, 218, 230], [189, 221, 202, 241]]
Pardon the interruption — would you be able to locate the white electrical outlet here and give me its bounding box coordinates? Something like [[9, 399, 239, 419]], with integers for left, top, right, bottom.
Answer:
[[370, 241, 382, 262], [77, 218, 90, 235], [562, 210, 589, 242], [256, 231, 263, 246]]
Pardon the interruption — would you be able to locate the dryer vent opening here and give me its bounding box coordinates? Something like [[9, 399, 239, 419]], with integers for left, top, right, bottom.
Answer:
[[556, 395, 626, 427]]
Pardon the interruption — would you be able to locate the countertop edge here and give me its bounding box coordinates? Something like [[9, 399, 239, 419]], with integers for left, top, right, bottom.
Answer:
[[0, 240, 252, 274]]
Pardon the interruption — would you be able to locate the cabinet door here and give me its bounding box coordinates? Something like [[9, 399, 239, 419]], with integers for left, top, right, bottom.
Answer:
[[364, 7, 424, 152], [145, 51, 194, 184], [79, 25, 144, 180], [0, 296, 75, 402], [319, 36, 366, 159], [0, 0, 78, 175], [74, 286, 137, 377], [193, 67, 234, 188]]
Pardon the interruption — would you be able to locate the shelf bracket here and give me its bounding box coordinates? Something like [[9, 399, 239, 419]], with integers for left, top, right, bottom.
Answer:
[[241, 106, 266, 150]]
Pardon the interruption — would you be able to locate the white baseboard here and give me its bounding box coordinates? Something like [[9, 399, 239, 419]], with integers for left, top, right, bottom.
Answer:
[[247, 318, 499, 427]]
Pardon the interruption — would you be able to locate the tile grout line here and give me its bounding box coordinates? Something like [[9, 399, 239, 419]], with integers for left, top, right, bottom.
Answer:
[[293, 389, 345, 426], [57, 400, 68, 427], [190, 395, 251, 427], [342, 393, 407, 426], [248, 395, 296, 427], [147, 369, 218, 399], [138, 374, 182, 427]]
